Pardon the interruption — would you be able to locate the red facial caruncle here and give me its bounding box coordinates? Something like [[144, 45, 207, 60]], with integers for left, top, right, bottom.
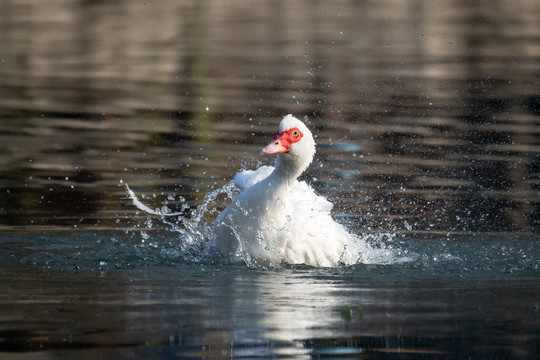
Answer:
[[260, 127, 304, 154]]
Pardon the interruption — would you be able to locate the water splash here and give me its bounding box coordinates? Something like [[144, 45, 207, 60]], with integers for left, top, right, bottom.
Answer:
[[125, 181, 238, 262], [352, 232, 417, 265], [125, 181, 411, 268], [126, 184, 185, 217]]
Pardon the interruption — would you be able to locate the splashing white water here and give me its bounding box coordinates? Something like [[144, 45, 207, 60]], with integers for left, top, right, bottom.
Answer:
[[126, 184, 185, 217], [124, 181, 412, 267]]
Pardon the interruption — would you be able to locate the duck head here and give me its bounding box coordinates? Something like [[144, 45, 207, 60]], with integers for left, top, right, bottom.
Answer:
[[260, 114, 316, 178]]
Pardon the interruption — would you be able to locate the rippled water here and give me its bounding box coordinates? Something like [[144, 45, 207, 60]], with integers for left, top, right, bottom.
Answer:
[[1, 0, 539, 358], [1, 235, 539, 359]]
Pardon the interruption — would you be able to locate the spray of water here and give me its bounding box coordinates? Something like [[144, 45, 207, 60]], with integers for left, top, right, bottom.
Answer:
[[124, 180, 413, 268]]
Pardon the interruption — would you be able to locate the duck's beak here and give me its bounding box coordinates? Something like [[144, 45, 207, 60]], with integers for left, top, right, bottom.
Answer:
[[259, 134, 289, 154]]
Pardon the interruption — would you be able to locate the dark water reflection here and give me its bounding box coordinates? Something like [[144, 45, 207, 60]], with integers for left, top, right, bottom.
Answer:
[[0, 0, 539, 234], [1, 258, 539, 359], [1, 0, 540, 358]]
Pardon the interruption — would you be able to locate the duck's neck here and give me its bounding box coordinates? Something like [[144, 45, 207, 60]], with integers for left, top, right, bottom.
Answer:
[[271, 154, 309, 188]]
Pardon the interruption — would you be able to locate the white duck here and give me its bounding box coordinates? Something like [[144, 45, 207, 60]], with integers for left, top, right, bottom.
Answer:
[[214, 114, 359, 267]]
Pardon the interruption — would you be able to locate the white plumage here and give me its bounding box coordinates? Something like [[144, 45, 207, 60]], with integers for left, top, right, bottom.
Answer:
[[214, 114, 359, 267]]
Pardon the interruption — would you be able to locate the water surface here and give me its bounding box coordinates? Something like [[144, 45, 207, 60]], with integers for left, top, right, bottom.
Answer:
[[1, 233, 539, 359]]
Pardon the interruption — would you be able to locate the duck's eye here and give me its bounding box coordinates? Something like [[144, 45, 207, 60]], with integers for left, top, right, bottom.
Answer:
[[292, 130, 299, 137]]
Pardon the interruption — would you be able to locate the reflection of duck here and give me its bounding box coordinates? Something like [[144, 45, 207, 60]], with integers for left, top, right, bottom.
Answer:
[[214, 115, 359, 267]]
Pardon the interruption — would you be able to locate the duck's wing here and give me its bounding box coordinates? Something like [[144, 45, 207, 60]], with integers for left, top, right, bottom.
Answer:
[[290, 180, 333, 215], [286, 180, 355, 266], [233, 165, 274, 190]]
